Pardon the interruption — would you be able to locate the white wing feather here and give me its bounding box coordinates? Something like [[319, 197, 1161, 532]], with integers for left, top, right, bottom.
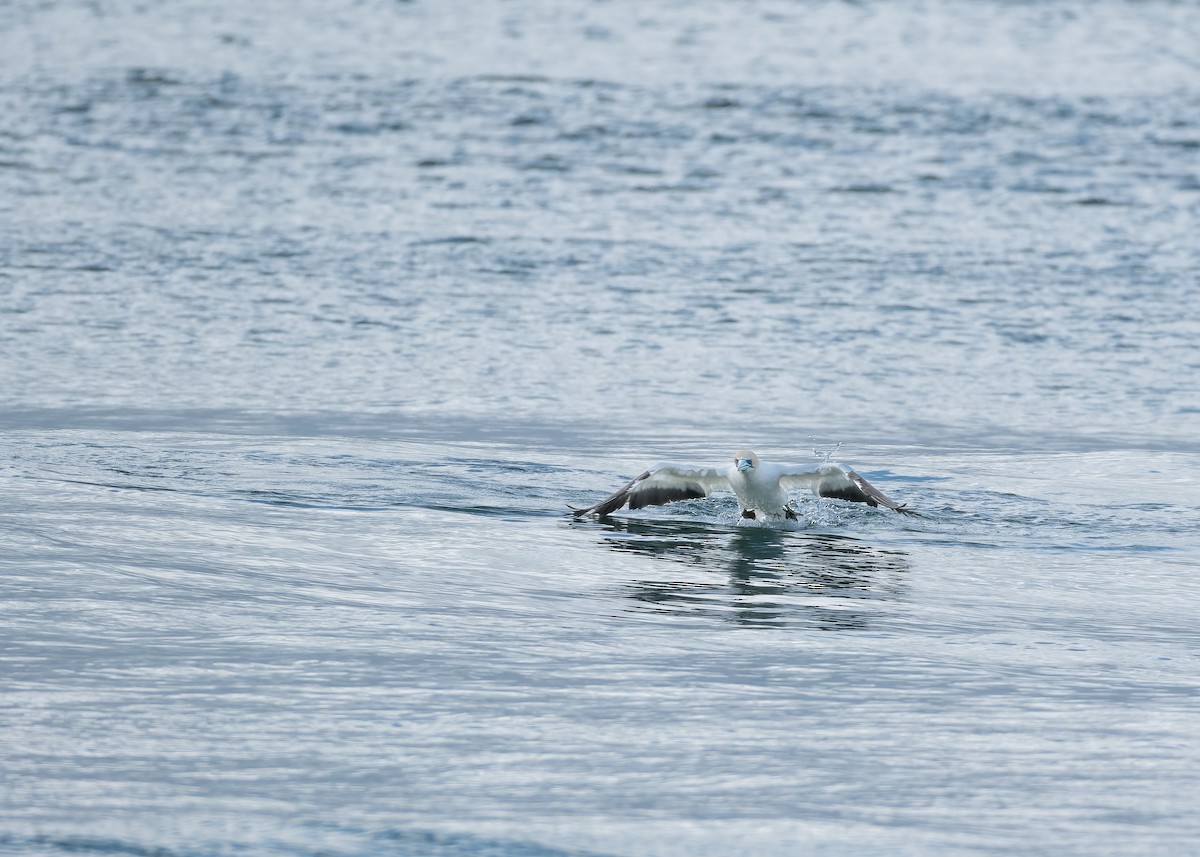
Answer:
[[776, 462, 914, 515], [571, 464, 730, 517]]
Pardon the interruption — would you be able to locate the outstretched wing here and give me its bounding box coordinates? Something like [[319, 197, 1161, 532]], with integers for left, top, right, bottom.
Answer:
[[571, 464, 730, 517], [776, 463, 915, 515]]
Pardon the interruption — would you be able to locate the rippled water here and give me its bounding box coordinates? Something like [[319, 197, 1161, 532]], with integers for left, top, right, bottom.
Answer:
[[3, 2, 1200, 855]]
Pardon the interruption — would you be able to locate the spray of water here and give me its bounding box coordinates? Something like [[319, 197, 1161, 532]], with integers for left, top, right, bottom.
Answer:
[[811, 440, 843, 463]]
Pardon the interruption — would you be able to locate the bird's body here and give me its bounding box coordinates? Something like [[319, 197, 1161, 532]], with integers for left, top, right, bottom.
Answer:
[[571, 450, 914, 521], [727, 455, 794, 518]]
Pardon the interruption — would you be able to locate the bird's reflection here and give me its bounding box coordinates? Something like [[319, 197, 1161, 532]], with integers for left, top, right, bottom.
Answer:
[[583, 517, 909, 629]]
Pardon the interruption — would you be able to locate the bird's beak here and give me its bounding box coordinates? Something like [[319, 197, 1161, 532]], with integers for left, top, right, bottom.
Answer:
[[737, 458, 753, 472]]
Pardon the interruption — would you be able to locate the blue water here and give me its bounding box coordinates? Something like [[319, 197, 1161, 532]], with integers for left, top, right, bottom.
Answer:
[[3, 1, 1200, 855]]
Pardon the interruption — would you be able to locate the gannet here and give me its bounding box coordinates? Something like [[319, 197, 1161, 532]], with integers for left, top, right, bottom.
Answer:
[[571, 450, 914, 521]]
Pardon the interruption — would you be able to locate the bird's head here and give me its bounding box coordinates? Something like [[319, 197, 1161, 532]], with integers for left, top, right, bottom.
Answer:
[[734, 450, 758, 472]]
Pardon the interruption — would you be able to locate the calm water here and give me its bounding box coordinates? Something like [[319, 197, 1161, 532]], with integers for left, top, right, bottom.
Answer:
[[3, 1, 1200, 855]]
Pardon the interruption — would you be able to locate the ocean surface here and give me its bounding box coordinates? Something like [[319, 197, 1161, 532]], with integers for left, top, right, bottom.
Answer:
[[2, 1, 1199, 855]]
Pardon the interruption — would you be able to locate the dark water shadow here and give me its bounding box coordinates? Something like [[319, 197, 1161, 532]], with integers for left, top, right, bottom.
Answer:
[[584, 518, 909, 630], [0, 829, 618, 857]]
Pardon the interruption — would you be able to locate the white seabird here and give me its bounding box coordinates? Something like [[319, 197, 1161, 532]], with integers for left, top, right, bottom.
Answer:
[[571, 450, 914, 521]]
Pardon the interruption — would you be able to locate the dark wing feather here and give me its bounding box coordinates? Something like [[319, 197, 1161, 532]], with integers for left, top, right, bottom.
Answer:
[[841, 470, 916, 516], [801, 463, 915, 515], [818, 481, 879, 507], [628, 481, 707, 510], [571, 465, 724, 517], [574, 470, 651, 517]]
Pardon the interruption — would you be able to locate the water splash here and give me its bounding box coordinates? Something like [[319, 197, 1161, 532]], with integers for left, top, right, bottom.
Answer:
[[812, 440, 843, 463]]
